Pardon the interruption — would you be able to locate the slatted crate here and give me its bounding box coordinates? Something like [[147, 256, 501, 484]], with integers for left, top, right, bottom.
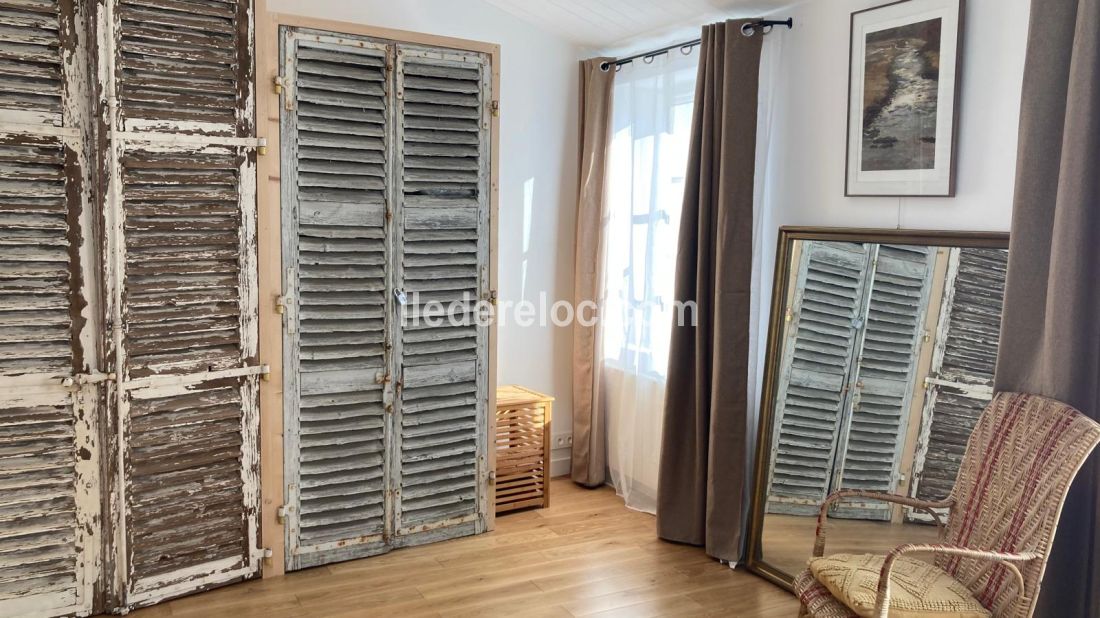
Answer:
[[495, 385, 554, 513]]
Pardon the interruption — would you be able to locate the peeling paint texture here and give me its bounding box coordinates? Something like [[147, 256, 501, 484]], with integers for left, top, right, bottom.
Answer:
[[0, 0, 258, 615]]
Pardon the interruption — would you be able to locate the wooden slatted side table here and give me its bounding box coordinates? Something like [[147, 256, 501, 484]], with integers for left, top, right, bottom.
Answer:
[[495, 385, 554, 513]]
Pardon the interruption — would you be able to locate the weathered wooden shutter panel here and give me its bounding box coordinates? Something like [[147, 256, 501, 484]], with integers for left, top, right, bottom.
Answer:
[[281, 31, 393, 570], [393, 46, 490, 542], [99, 0, 260, 608], [766, 242, 870, 516], [0, 0, 101, 615], [911, 248, 1007, 507], [831, 245, 934, 520], [114, 0, 251, 132]]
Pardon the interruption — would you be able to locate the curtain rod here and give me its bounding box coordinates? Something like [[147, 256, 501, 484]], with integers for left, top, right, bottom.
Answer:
[[599, 18, 793, 72]]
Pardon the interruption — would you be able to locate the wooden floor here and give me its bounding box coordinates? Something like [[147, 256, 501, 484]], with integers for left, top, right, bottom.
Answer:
[[127, 479, 798, 617], [761, 513, 941, 576]]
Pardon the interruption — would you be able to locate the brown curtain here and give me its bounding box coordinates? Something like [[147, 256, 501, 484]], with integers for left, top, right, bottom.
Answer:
[[656, 21, 763, 562], [571, 58, 614, 487], [993, 0, 1100, 615]]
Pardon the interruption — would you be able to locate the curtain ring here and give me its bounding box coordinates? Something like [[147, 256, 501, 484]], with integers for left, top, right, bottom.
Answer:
[[679, 44, 693, 55], [643, 55, 655, 64], [741, 23, 756, 36]]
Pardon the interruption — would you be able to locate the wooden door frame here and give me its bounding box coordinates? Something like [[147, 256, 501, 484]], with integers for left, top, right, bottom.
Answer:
[[255, 1, 500, 578]]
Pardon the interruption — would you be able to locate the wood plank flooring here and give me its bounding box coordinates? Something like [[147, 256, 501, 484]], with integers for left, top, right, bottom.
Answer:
[[761, 513, 941, 575], [126, 479, 799, 617]]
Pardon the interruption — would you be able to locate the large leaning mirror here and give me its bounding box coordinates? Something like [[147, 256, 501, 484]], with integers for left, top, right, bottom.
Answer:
[[746, 227, 1010, 588]]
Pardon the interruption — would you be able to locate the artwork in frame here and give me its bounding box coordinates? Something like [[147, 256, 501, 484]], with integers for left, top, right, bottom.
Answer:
[[846, 0, 964, 196]]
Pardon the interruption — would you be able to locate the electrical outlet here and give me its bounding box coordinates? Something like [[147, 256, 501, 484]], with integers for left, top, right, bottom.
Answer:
[[553, 434, 573, 448]]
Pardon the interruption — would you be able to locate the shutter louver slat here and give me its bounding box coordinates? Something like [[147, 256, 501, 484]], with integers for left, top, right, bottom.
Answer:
[[284, 38, 390, 570], [0, 400, 77, 603], [395, 48, 487, 537], [767, 242, 869, 516], [125, 385, 247, 578], [116, 0, 246, 129], [0, 136, 70, 374], [121, 148, 244, 378]]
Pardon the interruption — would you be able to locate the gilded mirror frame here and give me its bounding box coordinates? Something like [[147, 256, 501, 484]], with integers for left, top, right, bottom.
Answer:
[[745, 226, 1009, 591]]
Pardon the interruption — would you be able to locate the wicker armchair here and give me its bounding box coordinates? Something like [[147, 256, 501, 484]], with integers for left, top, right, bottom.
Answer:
[[794, 392, 1100, 618]]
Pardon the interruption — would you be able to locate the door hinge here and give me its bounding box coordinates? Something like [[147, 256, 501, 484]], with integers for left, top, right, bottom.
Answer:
[[275, 295, 289, 315], [487, 289, 498, 306], [276, 504, 291, 525], [490, 100, 499, 117], [376, 372, 391, 385], [273, 75, 284, 94]]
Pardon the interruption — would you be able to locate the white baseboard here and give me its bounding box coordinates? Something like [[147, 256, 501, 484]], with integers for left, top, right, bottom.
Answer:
[[550, 447, 571, 478]]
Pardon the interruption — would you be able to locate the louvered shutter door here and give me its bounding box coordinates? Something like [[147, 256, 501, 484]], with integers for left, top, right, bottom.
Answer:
[[911, 248, 1007, 508], [832, 245, 934, 520], [766, 242, 870, 516], [281, 31, 393, 570], [0, 1, 101, 616], [99, 0, 260, 607], [393, 46, 490, 543]]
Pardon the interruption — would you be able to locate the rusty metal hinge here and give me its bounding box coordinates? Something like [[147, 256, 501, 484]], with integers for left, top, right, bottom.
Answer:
[[376, 372, 391, 385], [487, 290, 498, 306], [276, 504, 290, 525], [490, 100, 499, 117]]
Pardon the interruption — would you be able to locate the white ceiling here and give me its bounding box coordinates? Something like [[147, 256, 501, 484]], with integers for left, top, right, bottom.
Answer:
[[481, 0, 799, 54]]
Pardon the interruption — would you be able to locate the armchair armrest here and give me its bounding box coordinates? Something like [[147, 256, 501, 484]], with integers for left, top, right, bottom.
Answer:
[[813, 490, 954, 557], [873, 544, 1041, 618]]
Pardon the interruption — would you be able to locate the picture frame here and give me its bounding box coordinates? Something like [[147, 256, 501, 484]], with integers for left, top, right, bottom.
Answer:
[[845, 0, 964, 197]]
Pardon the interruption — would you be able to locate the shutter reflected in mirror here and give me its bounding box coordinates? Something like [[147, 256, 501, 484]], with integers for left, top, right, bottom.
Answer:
[[0, 0, 101, 615], [831, 245, 935, 520], [766, 242, 870, 516], [909, 247, 1008, 519]]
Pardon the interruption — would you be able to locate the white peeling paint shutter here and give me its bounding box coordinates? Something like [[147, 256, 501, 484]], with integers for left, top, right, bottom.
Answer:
[[281, 31, 394, 570], [832, 245, 934, 520], [0, 1, 101, 616], [910, 248, 1007, 511], [393, 45, 491, 543], [98, 0, 261, 608], [765, 242, 870, 516]]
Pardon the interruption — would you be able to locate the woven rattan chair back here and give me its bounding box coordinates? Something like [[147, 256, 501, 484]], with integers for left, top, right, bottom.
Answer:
[[937, 392, 1100, 617]]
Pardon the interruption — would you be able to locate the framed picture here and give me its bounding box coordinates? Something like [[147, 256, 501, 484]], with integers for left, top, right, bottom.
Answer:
[[845, 0, 964, 196]]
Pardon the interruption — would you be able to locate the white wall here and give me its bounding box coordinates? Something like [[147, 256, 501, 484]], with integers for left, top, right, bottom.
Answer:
[[761, 0, 1030, 235], [267, 0, 581, 473]]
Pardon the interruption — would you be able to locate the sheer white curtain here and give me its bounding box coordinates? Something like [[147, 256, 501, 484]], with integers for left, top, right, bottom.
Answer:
[[602, 50, 697, 513]]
